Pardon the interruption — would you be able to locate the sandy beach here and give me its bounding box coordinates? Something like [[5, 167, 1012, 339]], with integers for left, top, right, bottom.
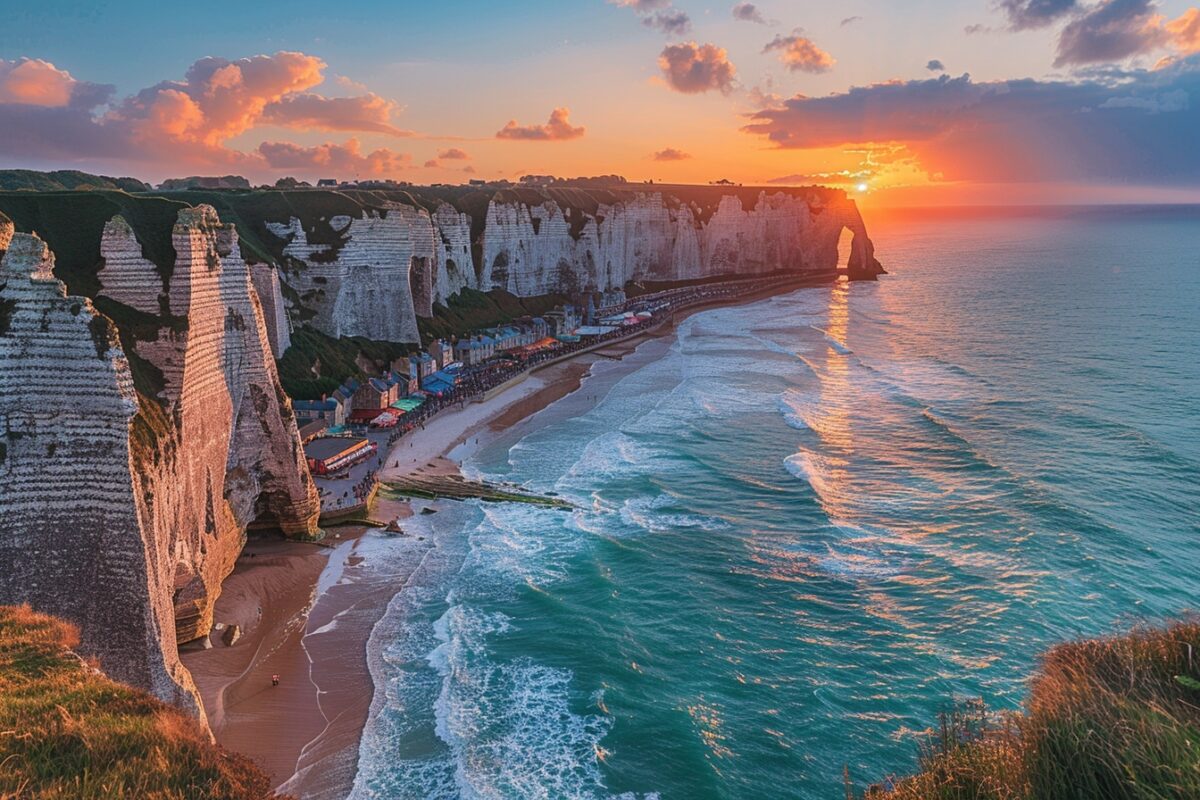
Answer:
[[182, 331, 660, 798]]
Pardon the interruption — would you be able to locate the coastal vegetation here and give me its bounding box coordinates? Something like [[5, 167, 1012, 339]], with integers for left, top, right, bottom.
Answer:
[[0, 169, 149, 193], [0, 605, 289, 800], [860, 619, 1200, 799], [276, 327, 413, 399]]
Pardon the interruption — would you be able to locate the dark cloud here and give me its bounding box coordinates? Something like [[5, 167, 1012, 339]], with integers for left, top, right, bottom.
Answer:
[[495, 107, 585, 140], [1000, 0, 1079, 30], [658, 42, 738, 94], [927, 59, 946, 72], [840, 16, 862, 27], [1055, 0, 1168, 66], [643, 9, 692, 35], [762, 31, 836, 73], [742, 58, 1200, 186], [732, 3, 767, 24], [652, 147, 691, 161]]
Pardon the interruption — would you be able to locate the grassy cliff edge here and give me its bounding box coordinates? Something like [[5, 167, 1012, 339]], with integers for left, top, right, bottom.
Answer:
[[861, 619, 1200, 799], [0, 606, 289, 800]]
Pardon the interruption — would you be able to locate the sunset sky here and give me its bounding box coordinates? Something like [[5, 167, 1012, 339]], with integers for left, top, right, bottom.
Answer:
[[2, 0, 1198, 204]]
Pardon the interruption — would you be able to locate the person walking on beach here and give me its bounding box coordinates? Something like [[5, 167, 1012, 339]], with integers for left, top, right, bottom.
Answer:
[[271, 674, 280, 687]]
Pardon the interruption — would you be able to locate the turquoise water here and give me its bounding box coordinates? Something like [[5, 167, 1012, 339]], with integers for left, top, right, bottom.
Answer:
[[350, 207, 1200, 799]]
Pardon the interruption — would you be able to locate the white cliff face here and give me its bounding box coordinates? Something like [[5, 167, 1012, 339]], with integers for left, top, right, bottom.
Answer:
[[479, 191, 875, 295], [0, 206, 321, 718], [0, 231, 200, 714], [268, 200, 448, 342], [268, 189, 878, 343], [432, 203, 477, 301], [249, 262, 292, 358]]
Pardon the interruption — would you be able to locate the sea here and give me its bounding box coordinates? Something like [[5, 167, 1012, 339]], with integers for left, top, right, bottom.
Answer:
[[348, 206, 1200, 799]]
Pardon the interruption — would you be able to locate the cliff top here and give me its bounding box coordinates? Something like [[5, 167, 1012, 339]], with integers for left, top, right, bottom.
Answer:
[[0, 182, 854, 294], [860, 618, 1200, 798], [0, 605, 291, 799], [0, 169, 150, 193]]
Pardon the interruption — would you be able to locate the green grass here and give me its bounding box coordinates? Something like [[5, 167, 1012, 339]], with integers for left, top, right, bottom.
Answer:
[[0, 170, 149, 193], [0, 191, 185, 297], [0, 605, 290, 800], [416, 287, 570, 345], [276, 327, 414, 399], [859, 620, 1200, 800]]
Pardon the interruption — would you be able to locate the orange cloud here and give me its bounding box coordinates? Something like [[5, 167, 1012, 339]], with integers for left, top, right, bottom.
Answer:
[[496, 107, 585, 140], [257, 138, 410, 176], [762, 31, 836, 74], [658, 42, 737, 94], [438, 147, 470, 159], [652, 147, 691, 161], [261, 92, 412, 136], [0, 51, 421, 180], [0, 58, 80, 107], [1166, 8, 1200, 54]]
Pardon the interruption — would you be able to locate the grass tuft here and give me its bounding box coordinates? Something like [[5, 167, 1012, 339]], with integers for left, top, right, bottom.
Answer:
[[0, 605, 290, 800], [859, 619, 1200, 800]]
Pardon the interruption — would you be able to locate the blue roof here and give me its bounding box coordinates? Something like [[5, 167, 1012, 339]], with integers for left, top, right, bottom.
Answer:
[[294, 399, 338, 412], [421, 376, 454, 393], [369, 377, 389, 392]]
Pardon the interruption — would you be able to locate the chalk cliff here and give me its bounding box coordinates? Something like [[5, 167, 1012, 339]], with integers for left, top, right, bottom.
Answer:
[[251, 185, 881, 343], [0, 205, 320, 716]]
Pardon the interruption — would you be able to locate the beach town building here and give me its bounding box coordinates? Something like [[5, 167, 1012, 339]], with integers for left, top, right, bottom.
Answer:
[[303, 436, 376, 475], [333, 378, 360, 409], [349, 377, 396, 422], [454, 335, 496, 366], [427, 339, 454, 370], [409, 352, 436, 381], [297, 418, 328, 443], [293, 397, 346, 427], [544, 304, 582, 337]]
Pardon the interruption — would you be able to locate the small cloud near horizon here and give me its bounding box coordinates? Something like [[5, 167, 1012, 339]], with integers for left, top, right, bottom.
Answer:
[[652, 147, 691, 161], [438, 147, 470, 160], [927, 59, 946, 72], [495, 107, 586, 140], [840, 16, 862, 27]]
